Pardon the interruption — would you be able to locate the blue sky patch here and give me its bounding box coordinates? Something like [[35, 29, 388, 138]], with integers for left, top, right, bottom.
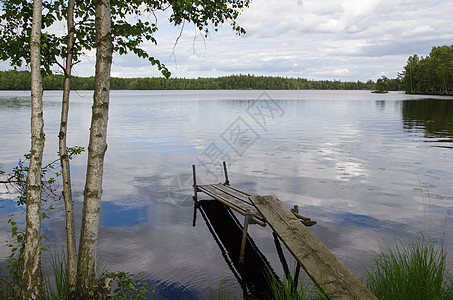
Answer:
[[334, 212, 381, 229]]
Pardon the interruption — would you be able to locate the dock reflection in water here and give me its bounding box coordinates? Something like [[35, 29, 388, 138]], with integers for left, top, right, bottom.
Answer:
[[196, 200, 278, 299]]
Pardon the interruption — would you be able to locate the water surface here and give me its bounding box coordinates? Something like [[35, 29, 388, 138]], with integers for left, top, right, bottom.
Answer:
[[1, 90, 453, 298]]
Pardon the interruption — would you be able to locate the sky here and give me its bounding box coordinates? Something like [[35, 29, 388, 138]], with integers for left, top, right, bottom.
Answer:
[[1, 0, 452, 81]]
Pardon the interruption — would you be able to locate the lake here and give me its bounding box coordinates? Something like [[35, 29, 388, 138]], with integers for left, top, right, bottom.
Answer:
[[1, 90, 453, 298]]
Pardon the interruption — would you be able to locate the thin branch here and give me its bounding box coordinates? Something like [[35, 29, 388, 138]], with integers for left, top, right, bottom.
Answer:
[[54, 59, 66, 74], [151, 8, 158, 24], [190, 26, 207, 57], [192, 27, 198, 56], [0, 180, 18, 184], [162, 4, 172, 11], [170, 21, 185, 69], [197, 27, 207, 50]]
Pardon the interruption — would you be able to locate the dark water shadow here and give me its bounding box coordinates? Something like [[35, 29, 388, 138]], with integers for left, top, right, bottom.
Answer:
[[197, 200, 278, 299]]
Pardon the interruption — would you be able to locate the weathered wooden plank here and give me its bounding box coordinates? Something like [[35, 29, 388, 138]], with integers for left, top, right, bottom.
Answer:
[[251, 195, 377, 300], [223, 185, 254, 197], [198, 185, 258, 213], [198, 185, 262, 217], [197, 185, 265, 225], [209, 183, 253, 203]]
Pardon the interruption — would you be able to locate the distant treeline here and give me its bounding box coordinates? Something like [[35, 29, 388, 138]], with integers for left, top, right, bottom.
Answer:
[[0, 71, 376, 90], [2, 46, 451, 94], [402, 45, 453, 95]]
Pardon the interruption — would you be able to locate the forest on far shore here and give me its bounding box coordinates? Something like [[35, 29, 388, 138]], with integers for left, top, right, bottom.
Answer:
[[402, 45, 453, 95], [2, 44, 451, 94], [0, 71, 390, 91]]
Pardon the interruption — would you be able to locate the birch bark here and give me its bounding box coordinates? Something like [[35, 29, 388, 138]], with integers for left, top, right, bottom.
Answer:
[[59, 0, 77, 294], [76, 0, 113, 294], [22, 0, 44, 298]]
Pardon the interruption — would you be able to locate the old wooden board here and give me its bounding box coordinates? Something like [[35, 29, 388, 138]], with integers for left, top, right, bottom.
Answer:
[[250, 195, 377, 300], [197, 184, 265, 225], [209, 183, 253, 203]]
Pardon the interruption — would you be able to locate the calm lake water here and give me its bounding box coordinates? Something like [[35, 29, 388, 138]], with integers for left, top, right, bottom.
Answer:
[[1, 90, 453, 298]]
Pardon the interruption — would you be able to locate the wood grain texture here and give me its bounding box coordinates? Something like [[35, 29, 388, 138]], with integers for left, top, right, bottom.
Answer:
[[251, 195, 377, 300]]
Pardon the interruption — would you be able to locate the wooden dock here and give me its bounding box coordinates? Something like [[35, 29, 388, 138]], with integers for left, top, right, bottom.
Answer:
[[192, 163, 377, 300], [197, 183, 266, 226], [251, 195, 377, 300]]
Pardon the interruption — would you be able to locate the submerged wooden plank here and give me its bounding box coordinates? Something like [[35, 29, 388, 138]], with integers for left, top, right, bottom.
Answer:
[[251, 195, 377, 300], [197, 185, 265, 225]]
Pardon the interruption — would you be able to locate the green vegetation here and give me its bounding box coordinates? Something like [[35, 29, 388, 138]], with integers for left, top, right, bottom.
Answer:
[[265, 269, 325, 300], [44, 251, 70, 299], [372, 76, 404, 93], [3, 154, 453, 298], [1, 150, 152, 299], [262, 236, 452, 300], [0, 71, 375, 90], [366, 236, 453, 300], [402, 45, 453, 95], [2, 248, 152, 299], [372, 76, 403, 92], [210, 280, 240, 300], [372, 80, 389, 93], [2, 47, 452, 94]]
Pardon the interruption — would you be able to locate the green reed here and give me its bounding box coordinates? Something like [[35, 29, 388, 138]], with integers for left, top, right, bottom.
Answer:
[[366, 235, 453, 300]]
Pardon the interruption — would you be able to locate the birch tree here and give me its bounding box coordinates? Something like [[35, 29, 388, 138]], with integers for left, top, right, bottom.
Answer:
[[75, 0, 113, 293], [75, 1, 250, 294], [1, 0, 251, 297], [22, 0, 45, 297], [59, 0, 78, 293]]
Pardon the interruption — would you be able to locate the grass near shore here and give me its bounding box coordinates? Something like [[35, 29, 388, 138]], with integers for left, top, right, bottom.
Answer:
[[267, 235, 453, 300], [365, 235, 453, 300], [2, 235, 452, 299], [265, 270, 326, 300]]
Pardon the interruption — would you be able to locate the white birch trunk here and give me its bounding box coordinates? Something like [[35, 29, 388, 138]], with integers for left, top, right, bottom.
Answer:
[[22, 0, 44, 298], [76, 0, 113, 294], [59, 0, 77, 294]]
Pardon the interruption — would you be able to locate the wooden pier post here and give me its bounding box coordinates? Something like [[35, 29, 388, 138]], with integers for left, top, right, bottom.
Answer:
[[239, 209, 251, 263], [223, 161, 230, 186], [192, 165, 198, 227], [273, 232, 290, 281], [192, 164, 198, 201]]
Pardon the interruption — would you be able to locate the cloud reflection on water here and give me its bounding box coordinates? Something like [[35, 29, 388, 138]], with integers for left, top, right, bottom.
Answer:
[[1, 90, 453, 298]]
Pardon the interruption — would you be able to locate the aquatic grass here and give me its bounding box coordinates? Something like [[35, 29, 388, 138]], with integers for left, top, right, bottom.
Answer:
[[266, 273, 307, 300], [209, 279, 242, 300], [43, 250, 69, 300], [365, 235, 453, 300], [33, 249, 154, 299], [265, 265, 327, 300]]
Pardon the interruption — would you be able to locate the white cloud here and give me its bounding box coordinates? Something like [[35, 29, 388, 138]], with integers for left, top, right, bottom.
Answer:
[[1, 0, 452, 81]]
